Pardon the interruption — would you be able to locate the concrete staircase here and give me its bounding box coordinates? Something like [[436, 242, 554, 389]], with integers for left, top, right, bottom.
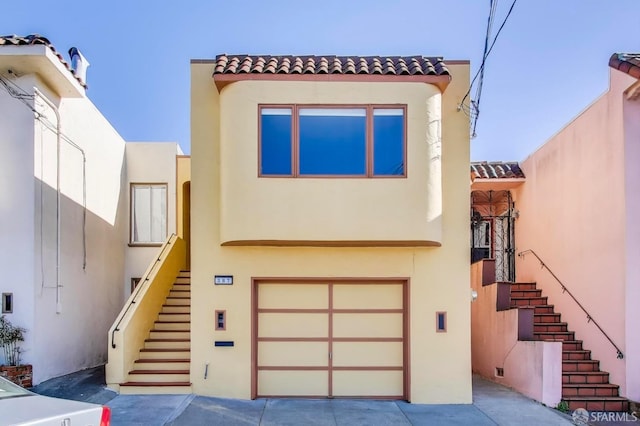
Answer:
[[510, 282, 629, 412], [119, 271, 191, 394]]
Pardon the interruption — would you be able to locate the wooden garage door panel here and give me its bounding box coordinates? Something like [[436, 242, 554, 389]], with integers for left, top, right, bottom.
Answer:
[[332, 370, 404, 397], [258, 370, 328, 396], [259, 284, 328, 309], [333, 284, 402, 310], [332, 342, 402, 367], [258, 313, 328, 338], [258, 342, 328, 367], [332, 313, 403, 338]]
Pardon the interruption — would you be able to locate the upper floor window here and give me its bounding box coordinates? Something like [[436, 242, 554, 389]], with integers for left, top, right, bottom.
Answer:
[[259, 105, 406, 177], [131, 183, 167, 245]]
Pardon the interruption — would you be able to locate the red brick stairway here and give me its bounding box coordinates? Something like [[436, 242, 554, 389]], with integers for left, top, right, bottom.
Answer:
[[510, 282, 629, 412]]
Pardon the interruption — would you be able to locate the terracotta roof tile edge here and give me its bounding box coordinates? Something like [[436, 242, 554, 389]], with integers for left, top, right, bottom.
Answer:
[[609, 53, 640, 80]]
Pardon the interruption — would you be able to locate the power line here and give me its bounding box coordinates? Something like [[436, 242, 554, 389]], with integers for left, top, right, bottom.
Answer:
[[460, 0, 519, 138]]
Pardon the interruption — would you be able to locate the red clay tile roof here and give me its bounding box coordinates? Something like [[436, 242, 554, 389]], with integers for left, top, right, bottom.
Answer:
[[609, 53, 640, 79], [0, 34, 86, 88], [213, 55, 449, 76], [471, 162, 524, 179]]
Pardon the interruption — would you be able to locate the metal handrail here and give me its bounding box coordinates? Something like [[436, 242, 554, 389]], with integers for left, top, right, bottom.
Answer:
[[518, 249, 623, 359], [110, 234, 175, 348]]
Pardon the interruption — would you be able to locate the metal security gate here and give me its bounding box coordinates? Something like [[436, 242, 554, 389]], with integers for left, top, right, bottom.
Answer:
[[471, 190, 516, 282]]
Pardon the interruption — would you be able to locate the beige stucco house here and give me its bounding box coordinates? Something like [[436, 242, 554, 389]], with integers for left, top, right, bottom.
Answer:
[[469, 53, 640, 412], [107, 54, 473, 403]]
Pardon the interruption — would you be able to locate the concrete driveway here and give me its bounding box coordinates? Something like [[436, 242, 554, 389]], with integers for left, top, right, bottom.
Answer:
[[32, 367, 575, 425]]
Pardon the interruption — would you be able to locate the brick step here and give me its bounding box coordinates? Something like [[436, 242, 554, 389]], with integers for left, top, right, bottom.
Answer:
[[563, 350, 592, 361], [563, 360, 600, 372], [510, 289, 542, 298], [563, 384, 620, 397], [561, 340, 584, 351], [510, 296, 548, 307], [510, 283, 537, 291], [563, 372, 610, 384], [534, 313, 562, 323], [535, 331, 575, 341], [533, 305, 556, 314], [565, 397, 629, 412], [534, 322, 568, 332], [154, 321, 190, 331], [144, 339, 190, 349]]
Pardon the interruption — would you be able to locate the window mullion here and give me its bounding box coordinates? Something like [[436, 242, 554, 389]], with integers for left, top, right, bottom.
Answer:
[[293, 105, 299, 178], [367, 105, 373, 177]]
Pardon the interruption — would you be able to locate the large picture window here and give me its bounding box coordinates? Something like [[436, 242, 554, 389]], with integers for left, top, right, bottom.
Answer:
[[130, 183, 167, 244], [260, 105, 406, 177]]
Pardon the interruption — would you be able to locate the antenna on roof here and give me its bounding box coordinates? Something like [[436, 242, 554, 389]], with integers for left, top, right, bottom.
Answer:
[[68, 47, 90, 86]]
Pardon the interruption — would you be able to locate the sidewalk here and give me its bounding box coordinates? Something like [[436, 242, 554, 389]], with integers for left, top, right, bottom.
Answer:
[[32, 366, 574, 425]]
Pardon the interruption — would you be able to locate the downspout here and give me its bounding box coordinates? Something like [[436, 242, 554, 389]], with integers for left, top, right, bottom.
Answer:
[[34, 88, 62, 314]]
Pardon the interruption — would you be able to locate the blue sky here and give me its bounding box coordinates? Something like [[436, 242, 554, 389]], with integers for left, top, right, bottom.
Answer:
[[2, 0, 639, 160]]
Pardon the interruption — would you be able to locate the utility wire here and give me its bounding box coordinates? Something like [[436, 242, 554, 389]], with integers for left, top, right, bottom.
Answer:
[[460, 0, 518, 137]]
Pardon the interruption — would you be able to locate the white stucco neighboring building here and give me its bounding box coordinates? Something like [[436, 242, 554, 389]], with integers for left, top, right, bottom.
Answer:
[[0, 35, 182, 384]]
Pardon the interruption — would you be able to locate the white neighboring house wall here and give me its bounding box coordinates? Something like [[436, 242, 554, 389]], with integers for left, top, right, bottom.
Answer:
[[0, 43, 181, 384], [124, 142, 182, 298]]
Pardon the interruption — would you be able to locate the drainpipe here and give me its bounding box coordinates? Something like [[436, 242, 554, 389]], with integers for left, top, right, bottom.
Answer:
[[34, 88, 62, 314]]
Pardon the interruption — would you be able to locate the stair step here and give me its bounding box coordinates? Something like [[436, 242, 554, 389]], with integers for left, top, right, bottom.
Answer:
[[150, 330, 190, 339], [127, 370, 190, 383], [563, 372, 610, 384], [161, 305, 190, 313], [563, 350, 591, 361], [158, 313, 190, 322], [534, 313, 562, 323], [144, 339, 190, 349], [535, 331, 575, 341], [563, 384, 620, 397], [168, 290, 190, 297], [510, 289, 542, 298], [534, 322, 568, 332], [174, 277, 191, 284], [561, 340, 584, 351], [533, 305, 556, 314], [134, 359, 190, 370], [510, 296, 548, 307], [140, 348, 190, 359], [510, 283, 537, 291], [154, 321, 190, 331], [565, 397, 629, 412], [563, 360, 600, 372], [165, 298, 191, 306]]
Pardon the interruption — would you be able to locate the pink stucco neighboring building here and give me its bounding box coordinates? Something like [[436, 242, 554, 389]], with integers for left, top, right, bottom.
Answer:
[[471, 53, 640, 410]]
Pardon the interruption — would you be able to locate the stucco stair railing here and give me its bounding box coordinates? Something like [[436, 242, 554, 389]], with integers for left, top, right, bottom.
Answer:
[[106, 234, 190, 393]]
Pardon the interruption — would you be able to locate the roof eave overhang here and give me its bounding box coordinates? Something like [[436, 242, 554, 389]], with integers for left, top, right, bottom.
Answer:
[[471, 178, 525, 191], [0, 45, 85, 98], [212, 73, 452, 93]]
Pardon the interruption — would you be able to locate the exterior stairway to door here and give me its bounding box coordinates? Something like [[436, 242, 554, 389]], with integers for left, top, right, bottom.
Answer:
[[510, 282, 629, 412], [119, 270, 191, 394]]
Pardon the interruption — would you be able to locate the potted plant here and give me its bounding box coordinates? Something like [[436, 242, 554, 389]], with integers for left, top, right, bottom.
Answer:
[[0, 315, 32, 387]]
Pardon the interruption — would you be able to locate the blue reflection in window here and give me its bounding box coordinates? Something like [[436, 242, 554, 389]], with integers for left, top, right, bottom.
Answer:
[[261, 108, 292, 175], [299, 109, 366, 175], [373, 109, 404, 176]]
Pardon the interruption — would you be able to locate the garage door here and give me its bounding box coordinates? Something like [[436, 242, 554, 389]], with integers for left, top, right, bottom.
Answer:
[[252, 279, 407, 399]]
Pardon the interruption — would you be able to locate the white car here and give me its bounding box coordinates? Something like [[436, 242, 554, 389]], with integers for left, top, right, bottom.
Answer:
[[0, 376, 110, 426]]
